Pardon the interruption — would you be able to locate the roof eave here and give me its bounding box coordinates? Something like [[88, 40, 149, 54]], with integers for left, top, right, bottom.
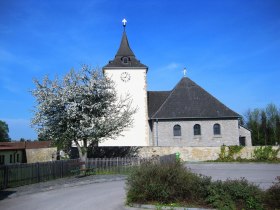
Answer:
[[239, 124, 252, 132], [103, 66, 149, 73], [149, 116, 240, 120]]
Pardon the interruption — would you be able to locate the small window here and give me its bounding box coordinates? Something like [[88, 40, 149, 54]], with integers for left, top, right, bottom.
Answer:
[[173, 124, 181, 136], [122, 57, 129, 64], [10, 154, 13, 163], [0, 155, 5, 165], [213, 123, 221, 135], [17, 154, 20, 163], [194, 124, 201, 135]]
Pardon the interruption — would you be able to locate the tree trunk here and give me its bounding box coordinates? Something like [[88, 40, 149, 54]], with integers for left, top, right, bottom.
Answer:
[[80, 152, 87, 172], [74, 140, 87, 174]]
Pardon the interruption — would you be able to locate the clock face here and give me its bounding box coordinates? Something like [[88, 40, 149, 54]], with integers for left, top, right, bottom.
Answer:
[[120, 72, 131, 82]]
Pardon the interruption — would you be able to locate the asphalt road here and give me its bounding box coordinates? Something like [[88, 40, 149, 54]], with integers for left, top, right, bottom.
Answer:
[[0, 163, 279, 210], [186, 162, 280, 190], [0, 180, 133, 210]]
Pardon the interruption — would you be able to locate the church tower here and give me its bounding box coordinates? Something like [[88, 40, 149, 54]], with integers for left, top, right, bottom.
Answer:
[[99, 20, 149, 146]]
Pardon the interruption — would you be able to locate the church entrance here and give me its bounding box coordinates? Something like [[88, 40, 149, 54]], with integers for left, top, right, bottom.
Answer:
[[239, 137, 246, 146]]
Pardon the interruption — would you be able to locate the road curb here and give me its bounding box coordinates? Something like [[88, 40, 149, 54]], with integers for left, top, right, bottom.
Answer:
[[129, 203, 214, 210]]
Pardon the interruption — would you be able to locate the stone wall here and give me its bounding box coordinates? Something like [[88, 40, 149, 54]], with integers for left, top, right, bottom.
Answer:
[[139, 146, 280, 161], [150, 119, 240, 147], [26, 147, 57, 163]]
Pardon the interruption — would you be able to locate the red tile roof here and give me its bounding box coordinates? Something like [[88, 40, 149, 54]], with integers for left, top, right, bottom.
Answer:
[[0, 141, 52, 151]]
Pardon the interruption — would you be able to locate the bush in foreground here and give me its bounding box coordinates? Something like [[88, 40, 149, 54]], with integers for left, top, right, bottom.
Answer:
[[206, 178, 263, 209], [264, 176, 280, 209], [126, 162, 278, 209], [126, 161, 210, 206]]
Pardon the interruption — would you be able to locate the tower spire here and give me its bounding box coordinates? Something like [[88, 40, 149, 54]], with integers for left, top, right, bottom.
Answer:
[[115, 19, 134, 57], [103, 19, 147, 69]]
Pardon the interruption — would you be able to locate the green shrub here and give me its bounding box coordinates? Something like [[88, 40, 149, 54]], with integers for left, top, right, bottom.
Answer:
[[126, 162, 278, 209], [253, 146, 280, 161], [228, 145, 243, 159], [206, 180, 236, 210], [264, 176, 280, 209], [206, 178, 264, 210], [219, 145, 227, 160], [218, 145, 244, 161], [126, 161, 211, 205]]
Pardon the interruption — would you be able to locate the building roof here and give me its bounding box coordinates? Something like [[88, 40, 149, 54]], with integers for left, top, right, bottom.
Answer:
[[148, 91, 170, 118], [103, 29, 147, 69], [115, 29, 135, 57], [148, 77, 240, 119], [0, 141, 52, 151], [0, 142, 25, 150]]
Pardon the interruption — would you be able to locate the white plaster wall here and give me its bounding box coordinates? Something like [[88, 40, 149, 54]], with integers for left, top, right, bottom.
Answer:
[[152, 119, 240, 146], [100, 69, 149, 146]]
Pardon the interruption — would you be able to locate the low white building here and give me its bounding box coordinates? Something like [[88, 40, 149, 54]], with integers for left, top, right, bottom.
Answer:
[[100, 23, 251, 147]]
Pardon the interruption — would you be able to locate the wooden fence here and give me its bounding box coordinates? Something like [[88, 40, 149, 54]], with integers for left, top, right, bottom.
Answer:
[[0, 159, 80, 190], [0, 154, 176, 190]]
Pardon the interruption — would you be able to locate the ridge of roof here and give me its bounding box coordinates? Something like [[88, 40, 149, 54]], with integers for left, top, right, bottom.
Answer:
[[150, 77, 240, 119]]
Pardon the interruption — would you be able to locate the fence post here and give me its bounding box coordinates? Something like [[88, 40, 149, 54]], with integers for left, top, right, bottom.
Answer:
[[116, 157, 119, 173], [36, 162, 40, 183], [52, 161, 55, 179], [3, 165, 9, 189], [61, 161, 64, 178], [95, 158, 97, 173]]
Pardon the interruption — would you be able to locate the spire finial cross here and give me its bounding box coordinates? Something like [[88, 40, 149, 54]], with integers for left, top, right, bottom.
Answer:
[[122, 18, 127, 27], [183, 67, 187, 77]]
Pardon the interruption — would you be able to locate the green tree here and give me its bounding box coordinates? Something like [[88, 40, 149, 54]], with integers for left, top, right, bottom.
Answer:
[[266, 103, 279, 145], [37, 133, 49, 141], [261, 110, 268, 145], [31, 66, 136, 166], [276, 115, 280, 145], [244, 104, 280, 146], [0, 120, 11, 142], [245, 108, 261, 145]]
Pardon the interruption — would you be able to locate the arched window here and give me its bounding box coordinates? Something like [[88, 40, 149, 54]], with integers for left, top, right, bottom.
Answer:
[[193, 124, 201, 135], [173, 124, 181, 136], [213, 123, 221, 135], [122, 56, 129, 64]]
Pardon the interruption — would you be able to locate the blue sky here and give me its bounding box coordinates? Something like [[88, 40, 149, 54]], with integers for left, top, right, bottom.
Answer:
[[0, 0, 279, 140]]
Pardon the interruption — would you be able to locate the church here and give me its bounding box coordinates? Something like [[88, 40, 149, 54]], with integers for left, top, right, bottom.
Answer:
[[99, 21, 251, 147]]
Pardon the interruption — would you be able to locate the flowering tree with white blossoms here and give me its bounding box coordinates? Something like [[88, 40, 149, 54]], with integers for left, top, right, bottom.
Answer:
[[31, 66, 136, 165]]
